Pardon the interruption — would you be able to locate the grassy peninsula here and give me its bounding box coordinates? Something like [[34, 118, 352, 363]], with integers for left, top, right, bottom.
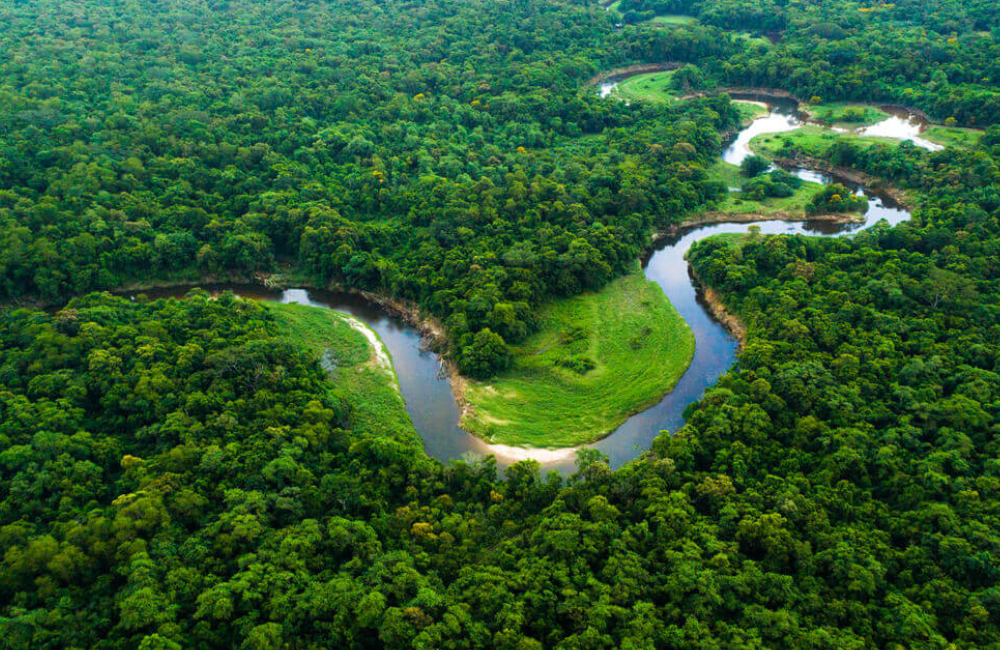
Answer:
[[461, 268, 695, 447]]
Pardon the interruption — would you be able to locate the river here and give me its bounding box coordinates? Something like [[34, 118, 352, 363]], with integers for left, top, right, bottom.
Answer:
[[133, 87, 913, 474]]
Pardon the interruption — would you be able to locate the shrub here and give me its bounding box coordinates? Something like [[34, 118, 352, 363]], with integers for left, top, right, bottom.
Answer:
[[741, 154, 770, 177]]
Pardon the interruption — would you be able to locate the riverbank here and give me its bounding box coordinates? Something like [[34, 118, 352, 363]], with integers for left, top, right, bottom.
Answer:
[[257, 270, 452, 353], [694, 273, 746, 346], [681, 87, 983, 136], [772, 155, 913, 207], [682, 208, 865, 229], [12, 269, 269, 311], [650, 209, 866, 249], [681, 86, 802, 102], [265, 302, 419, 444], [297, 280, 482, 432], [586, 62, 681, 89]]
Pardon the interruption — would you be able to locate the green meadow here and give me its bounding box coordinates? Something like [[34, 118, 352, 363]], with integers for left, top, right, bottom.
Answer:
[[614, 70, 679, 103], [461, 268, 695, 448], [750, 125, 899, 158], [924, 124, 982, 148], [803, 102, 889, 127], [650, 14, 697, 25], [705, 160, 827, 217]]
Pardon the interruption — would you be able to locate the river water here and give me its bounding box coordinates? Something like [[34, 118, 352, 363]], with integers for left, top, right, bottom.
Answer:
[[134, 88, 914, 474]]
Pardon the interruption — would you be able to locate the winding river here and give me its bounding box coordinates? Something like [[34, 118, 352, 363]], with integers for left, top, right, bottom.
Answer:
[[136, 87, 916, 474]]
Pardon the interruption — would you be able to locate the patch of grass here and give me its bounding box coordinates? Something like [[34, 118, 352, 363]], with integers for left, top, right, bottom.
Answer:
[[707, 160, 748, 188], [924, 125, 982, 148], [776, 104, 983, 155], [698, 231, 757, 250], [265, 302, 418, 442], [749, 125, 897, 159], [650, 14, 696, 25], [705, 160, 826, 216], [461, 268, 695, 447], [734, 100, 768, 125], [614, 70, 678, 104], [803, 102, 889, 127]]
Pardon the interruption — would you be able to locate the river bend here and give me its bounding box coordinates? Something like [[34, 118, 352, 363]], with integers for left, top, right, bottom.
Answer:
[[135, 90, 914, 473]]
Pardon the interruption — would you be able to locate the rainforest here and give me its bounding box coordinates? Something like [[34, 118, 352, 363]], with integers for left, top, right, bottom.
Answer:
[[1, 0, 999, 648]]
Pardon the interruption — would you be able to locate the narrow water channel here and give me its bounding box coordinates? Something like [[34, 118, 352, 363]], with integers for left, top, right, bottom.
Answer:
[[133, 88, 914, 474]]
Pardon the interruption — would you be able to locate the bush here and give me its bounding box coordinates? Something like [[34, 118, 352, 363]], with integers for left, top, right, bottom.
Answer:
[[767, 181, 795, 198], [842, 106, 866, 122], [808, 183, 868, 213], [740, 154, 770, 177], [459, 328, 511, 378], [769, 168, 803, 189], [556, 354, 596, 374], [743, 178, 770, 200]]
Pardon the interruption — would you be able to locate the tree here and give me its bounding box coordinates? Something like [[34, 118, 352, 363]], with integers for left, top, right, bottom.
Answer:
[[243, 624, 284, 650], [740, 155, 769, 178], [459, 328, 510, 378], [920, 267, 978, 308]]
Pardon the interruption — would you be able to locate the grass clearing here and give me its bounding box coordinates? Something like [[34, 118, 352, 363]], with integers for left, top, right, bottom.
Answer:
[[650, 14, 696, 25], [614, 70, 679, 103], [802, 102, 889, 127], [265, 302, 418, 442], [924, 125, 982, 148], [461, 268, 695, 448], [734, 100, 768, 124], [698, 231, 757, 250], [705, 160, 827, 216], [749, 125, 897, 158]]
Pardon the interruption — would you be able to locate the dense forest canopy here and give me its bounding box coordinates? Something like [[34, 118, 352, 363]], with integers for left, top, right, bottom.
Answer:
[[1, 0, 999, 648], [3, 0, 998, 367], [0, 0, 748, 374]]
